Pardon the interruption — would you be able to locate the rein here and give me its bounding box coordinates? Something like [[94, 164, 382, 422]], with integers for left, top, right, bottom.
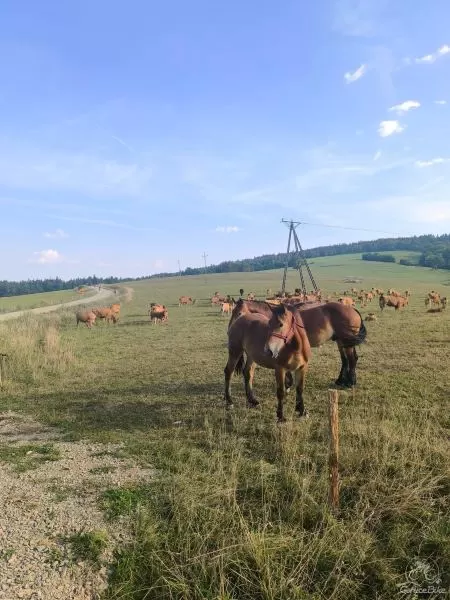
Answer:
[[271, 316, 304, 344]]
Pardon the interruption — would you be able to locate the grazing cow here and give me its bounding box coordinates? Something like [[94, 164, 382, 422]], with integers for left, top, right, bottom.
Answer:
[[239, 288, 244, 297], [338, 296, 355, 307], [428, 291, 441, 307], [380, 294, 408, 311], [441, 297, 447, 309], [365, 313, 377, 321], [179, 296, 194, 306], [110, 303, 121, 317], [92, 307, 117, 324], [76, 310, 96, 328], [149, 304, 168, 324], [247, 292, 256, 301], [221, 302, 234, 315], [212, 294, 226, 305]]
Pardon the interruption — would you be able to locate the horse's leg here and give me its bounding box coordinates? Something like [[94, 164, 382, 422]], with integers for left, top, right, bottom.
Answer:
[[243, 359, 259, 407], [275, 367, 286, 422], [294, 365, 309, 418], [224, 350, 242, 408], [285, 371, 294, 393], [341, 346, 357, 387], [335, 342, 349, 387]]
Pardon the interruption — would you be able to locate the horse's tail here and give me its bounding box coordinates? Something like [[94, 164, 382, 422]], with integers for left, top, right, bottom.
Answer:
[[234, 354, 245, 375], [333, 308, 367, 348], [353, 308, 367, 345]]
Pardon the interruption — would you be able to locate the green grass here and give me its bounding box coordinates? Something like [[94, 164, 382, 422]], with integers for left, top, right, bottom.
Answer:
[[0, 254, 449, 599], [0, 288, 95, 313], [0, 443, 61, 472], [65, 530, 108, 566]]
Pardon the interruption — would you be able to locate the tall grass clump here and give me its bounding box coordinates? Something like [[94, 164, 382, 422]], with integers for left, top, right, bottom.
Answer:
[[0, 313, 75, 387]]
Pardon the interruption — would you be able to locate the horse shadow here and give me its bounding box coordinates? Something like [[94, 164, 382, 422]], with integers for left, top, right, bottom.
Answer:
[[33, 382, 224, 433]]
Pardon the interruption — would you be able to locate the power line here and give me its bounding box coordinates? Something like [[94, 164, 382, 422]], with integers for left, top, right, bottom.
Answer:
[[290, 220, 412, 237]]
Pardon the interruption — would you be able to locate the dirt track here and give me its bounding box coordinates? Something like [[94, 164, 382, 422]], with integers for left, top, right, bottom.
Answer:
[[0, 287, 116, 322]]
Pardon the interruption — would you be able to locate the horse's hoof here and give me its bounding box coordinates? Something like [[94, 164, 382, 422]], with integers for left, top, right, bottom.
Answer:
[[277, 417, 287, 424], [297, 410, 310, 419], [247, 400, 260, 408], [285, 386, 292, 394]]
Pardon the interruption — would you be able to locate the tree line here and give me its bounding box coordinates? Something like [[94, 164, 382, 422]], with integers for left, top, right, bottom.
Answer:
[[1, 233, 449, 298]]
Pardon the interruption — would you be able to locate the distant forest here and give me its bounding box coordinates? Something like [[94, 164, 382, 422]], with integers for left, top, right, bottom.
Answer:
[[1, 233, 449, 298]]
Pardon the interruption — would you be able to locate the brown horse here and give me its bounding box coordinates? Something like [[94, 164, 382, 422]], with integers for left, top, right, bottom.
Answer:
[[225, 304, 311, 421], [229, 299, 366, 388]]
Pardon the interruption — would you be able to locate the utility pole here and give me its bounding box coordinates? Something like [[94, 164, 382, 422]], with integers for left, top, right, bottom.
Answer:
[[177, 259, 182, 277], [202, 252, 208, 283], [280, 218, 319, 295]]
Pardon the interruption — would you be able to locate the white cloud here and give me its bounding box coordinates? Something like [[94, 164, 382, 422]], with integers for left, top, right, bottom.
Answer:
[[31, 249, 63, 264], [344, 64, 367, 83], [373, 151, 382, 161], [434, 100, 447, 105], [215, 226, 240, 233], [44, 228, 69, 239], [389, 100, 420, 115], [415, 158, 448, 168], [378, 120, 405, 137], [415, 44, 450, 64]]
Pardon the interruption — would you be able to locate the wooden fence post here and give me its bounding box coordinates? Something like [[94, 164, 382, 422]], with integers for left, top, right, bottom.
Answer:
[[0, 354, 7, 388], [328, 389, 339, 510]]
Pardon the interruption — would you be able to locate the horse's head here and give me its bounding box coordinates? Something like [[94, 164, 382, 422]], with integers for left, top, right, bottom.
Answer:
[[265, 304, 298, 358]]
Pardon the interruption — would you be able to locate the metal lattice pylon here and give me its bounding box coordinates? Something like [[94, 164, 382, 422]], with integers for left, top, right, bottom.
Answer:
[[281, 219, 319, 296]]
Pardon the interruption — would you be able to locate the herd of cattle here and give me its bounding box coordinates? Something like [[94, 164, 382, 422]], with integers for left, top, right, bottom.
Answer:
[[74, 286, 447, 329]]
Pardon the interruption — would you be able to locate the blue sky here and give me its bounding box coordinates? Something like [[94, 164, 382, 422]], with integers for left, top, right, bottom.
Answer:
[[1, 0, 450, 280]]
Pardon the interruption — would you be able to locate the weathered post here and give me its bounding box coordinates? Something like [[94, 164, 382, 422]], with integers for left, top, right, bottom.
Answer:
[[0, 354, 7, 388], [328, 389, 339, 510]]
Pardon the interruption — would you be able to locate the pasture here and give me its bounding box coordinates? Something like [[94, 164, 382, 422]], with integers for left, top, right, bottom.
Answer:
[[0, 254, 449, 600]]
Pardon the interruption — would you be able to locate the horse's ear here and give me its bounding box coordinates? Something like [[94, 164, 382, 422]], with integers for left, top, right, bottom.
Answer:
[[272, 303, 286, 317]]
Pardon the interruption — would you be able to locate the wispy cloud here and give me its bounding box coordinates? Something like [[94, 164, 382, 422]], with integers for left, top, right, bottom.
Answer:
[[0, 146, 153, 198], [389, 100, 420, 115], [31, 249, 64, 264], [434, 100, 447, 105], [415, 158, 449, 167], [44, 228, 69, 239], [48, 214, 157, 231], [373, 151, 382, 161], [111, 135, 135, 153], [215, 226, 240, 233], [415, 44, 450, 64], [344, 64, 367, 83], [378, 120, 404, 137]]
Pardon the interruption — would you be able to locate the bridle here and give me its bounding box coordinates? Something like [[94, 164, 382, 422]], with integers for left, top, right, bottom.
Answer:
[[270, 315, 304, 344]]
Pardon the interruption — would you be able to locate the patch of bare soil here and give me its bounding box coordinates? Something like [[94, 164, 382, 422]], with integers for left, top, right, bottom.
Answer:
[[0, 412, 154, 600]]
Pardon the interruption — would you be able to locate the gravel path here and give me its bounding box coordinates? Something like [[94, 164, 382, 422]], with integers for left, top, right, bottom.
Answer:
[[0, 287, 116, 322], [0, 412, 153, 600]]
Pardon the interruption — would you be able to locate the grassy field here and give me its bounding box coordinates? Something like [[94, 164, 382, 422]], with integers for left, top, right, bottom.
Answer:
[[0, 254, 449, 599], [0, 288, 95, 313]]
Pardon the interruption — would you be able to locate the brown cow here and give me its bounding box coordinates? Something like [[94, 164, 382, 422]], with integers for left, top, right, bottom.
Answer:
[[338, 296, 355, 307], [149, 304, 168, 324], [247, 292, 256, 301], [76, 310, 96, 328], [380, 294, 408, 311], [92, 307, 118, 324], [441, 297, 447, 309], [221, 302, 234, 315], [110, 303, 121, 315], [179, 296, 194, 306]]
